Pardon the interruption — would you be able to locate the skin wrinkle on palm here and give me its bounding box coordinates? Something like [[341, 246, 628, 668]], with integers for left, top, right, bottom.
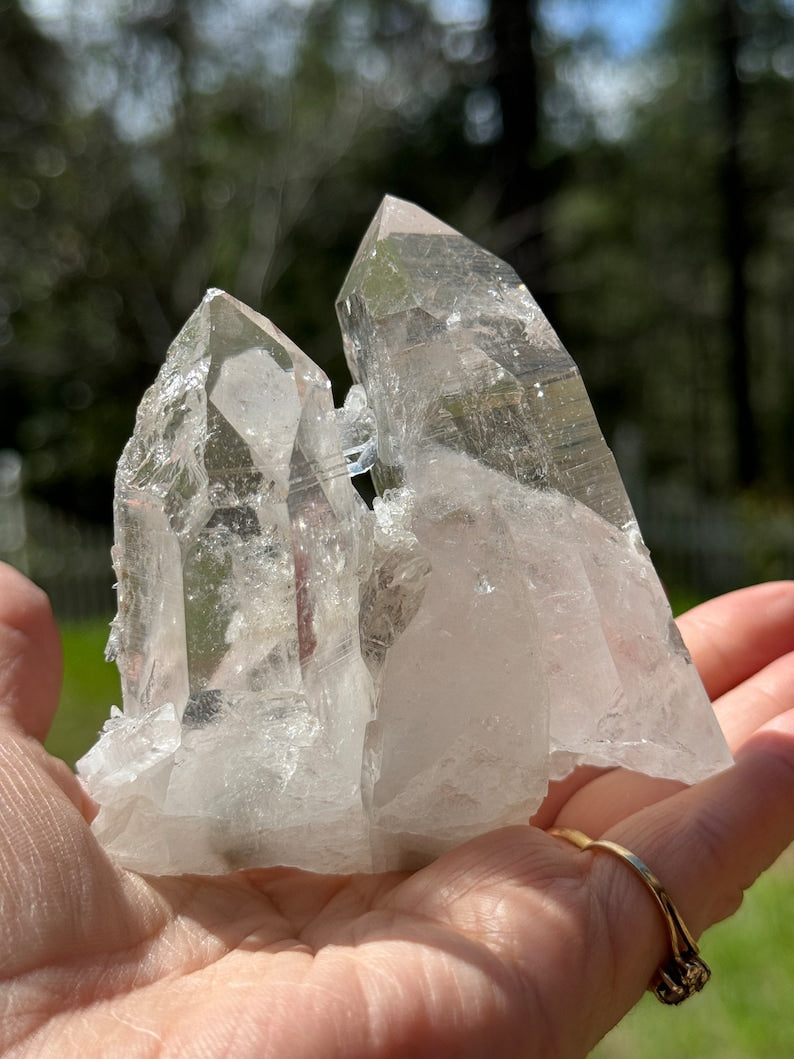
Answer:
[[0, 574, 793, 1056]]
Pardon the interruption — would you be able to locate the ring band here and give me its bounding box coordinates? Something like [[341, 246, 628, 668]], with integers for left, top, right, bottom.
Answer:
[[548, 827, 711, 1005]]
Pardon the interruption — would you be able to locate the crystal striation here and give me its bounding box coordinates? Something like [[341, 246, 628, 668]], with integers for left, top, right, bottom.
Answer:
[[78, 197, 732, 875], [79, 292, 373, 873]]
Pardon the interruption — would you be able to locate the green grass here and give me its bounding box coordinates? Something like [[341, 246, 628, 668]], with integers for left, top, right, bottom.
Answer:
[[46, 616, 120, 767], [47, 619, 793, 1056], [593, 848, 794, 1057], [666, 585, 709, 618]]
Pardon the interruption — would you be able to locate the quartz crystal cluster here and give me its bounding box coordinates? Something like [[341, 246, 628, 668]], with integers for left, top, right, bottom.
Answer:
[[78, 196, 732, 875]]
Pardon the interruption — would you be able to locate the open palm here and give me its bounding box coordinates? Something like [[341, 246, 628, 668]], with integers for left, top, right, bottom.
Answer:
[[1, 562, 793, 1058]]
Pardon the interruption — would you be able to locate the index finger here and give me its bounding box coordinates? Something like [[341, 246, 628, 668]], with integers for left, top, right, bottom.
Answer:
[[0, 562, 62, 742], [676, 581, 794, 700]]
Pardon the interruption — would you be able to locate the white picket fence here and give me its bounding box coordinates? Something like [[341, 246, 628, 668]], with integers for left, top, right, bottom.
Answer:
[[1, 450, 792, 622], [21, 498, 115, 621], [0, 453, 114, 622], [636, 483, 794, 598]]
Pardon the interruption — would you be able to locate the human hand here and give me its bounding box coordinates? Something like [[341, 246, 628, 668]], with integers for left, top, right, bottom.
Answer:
[[1, 562, 792, 1058]]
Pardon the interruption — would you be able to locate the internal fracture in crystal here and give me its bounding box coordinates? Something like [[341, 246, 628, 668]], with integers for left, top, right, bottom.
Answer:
[[78, 197, 733, 875]]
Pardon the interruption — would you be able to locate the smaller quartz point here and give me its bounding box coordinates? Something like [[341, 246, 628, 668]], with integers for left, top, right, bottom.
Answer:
[[79, 290, 373, 873], [79, 200, 732, 877]]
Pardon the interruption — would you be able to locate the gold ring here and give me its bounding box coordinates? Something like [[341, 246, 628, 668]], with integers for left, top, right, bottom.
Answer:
[[548, 827, 711, 1005]]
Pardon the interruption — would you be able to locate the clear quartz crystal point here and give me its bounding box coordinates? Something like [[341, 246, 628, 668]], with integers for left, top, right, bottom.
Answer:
[[336, 195, 732, 868], [79, 289, 373, 873], [79, 201, 732, 878]]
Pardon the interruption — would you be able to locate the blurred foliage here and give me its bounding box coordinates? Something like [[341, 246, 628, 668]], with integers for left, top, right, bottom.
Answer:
[[550, 0, 794, 500], [2, 0, 794, 560]]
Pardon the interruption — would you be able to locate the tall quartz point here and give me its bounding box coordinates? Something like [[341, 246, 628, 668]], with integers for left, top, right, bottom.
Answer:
[[337, 196, 731, 868], [78, 198, 732, 876]]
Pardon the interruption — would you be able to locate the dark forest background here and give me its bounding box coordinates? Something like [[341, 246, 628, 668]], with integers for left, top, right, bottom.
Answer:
[[2, 0, 794, 600]]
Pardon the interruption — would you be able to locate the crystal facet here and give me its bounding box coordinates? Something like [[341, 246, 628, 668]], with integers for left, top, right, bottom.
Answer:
[[78, 198, 732, 875], [80, 291, 373, 873]]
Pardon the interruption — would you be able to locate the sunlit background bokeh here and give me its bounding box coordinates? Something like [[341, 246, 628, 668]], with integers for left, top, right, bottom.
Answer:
[[3, 0, 794, 618], [1, 2, 793, 1052]]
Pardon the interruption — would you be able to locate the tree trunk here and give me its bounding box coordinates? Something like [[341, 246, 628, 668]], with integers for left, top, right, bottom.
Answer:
[[717, 0, 759, 487], [487, 0, 551, 313]]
